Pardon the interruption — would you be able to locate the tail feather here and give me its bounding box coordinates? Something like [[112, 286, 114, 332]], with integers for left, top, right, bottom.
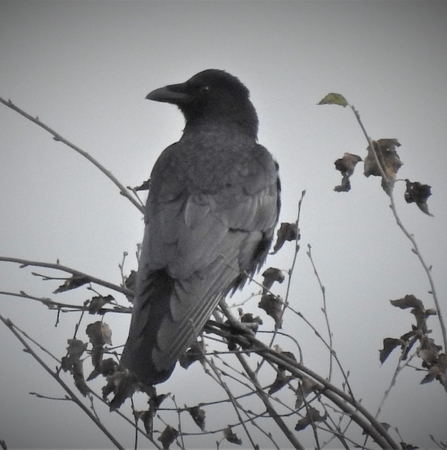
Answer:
[[121, 269, 176, 384], [121, 229, 269, 385]]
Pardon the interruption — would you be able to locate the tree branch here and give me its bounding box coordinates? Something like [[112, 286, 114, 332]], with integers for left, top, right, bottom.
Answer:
[[0, 256, 133, 297], [0, 96, 144, 213], [0, 314, 125, 450]]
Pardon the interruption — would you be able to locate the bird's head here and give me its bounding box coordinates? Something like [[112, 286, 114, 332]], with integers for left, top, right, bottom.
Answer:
[[146, 69, 258, 138]]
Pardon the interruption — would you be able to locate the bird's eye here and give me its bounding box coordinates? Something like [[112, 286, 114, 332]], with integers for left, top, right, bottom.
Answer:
[[199, 85, 210, 94]]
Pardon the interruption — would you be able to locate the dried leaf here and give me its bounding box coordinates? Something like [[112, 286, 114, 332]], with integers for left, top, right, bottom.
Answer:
[[87, 357, 118, 381], [53, 274, 90, 293], [295, 377, 318, 409], [379, 338, 403, 364], [86, 321, 112, 346], [418, 336, 442, 367], [272, 222, 298, 254], [262, 267, 285, 292], [179, 339, 205, 369], [239, 313, 263, 333], [364, 139, 402, 192], [276, 349, 297, 372], [404, 179, 433, 216], [187, 406, 206, 431], [390, 295, 430, 331], [334, 153, 362, 192], [390, 295, 424, 311], [102, 370, 139, 411], [158, 425, 178, 449], [134, 178, 151, 191], [400, 442, 419, 449], [61, 339, 89, 396], [258, 293, 283, 328], [269, 372, 293, 394], [295, 406, 326, 431], [318, 93, 348, 107], [223, 426, 242, 445], [134, 410, 153, 435], [420, 353, 447, 386], [362, 422, 391, 435], [88, 295, 114, 314]]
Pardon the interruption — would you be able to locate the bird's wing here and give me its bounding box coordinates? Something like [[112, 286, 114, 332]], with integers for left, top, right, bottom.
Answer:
[[122, 142, 279, 384]]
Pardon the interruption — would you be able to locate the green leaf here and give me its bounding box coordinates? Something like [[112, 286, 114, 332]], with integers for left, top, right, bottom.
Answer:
[[318, 93, 348, 107]]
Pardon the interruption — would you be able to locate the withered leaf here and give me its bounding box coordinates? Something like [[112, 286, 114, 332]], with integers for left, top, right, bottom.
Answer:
[[61, 339, 89, 396], [420, 353, 447, 386], [334, 153, 362, 192], [404, 179, 433, 216], [53, 274, 90, 293], [134, 178, 151, 192], [295, 406, 326, 431], [318, 93, 348, 107], [102, 370, 139, 411], [258, 293, 283, 329], [362, 422, 391, 435], [379, 338, 403, 364], [158, 425, 179, 450], [239, 313, 263, 333], [268, 372, 293, 395], [390, 295, 424, 311], [334, 174, 351, 192], [187, 406, 206, 431], [86, 321, 112, 347], [295, 377, 318, 409], [223, 426, 242, 445], [87, 357, 119, 381], [179, 339, 205, 369], [418, 336, 442, 367], [364, 139, 402, 192], [276, 349, 297, 372], [262, 267, 285, 292], [391, 295, 434, 332], [134, 410, 153, 435], [88, 295, 114, 314], [65, 338, 88, 359], [272, 222, 298, 254], [400, 442, 419, 450]]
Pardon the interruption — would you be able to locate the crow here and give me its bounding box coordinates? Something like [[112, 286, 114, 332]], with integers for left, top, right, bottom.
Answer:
[[121, 69, 280, 384]]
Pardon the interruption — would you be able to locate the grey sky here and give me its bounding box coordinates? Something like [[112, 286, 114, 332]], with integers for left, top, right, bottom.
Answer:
[[1, 1, 447, 448]]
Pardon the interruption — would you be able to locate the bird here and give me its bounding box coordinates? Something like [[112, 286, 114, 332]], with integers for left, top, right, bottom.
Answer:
[[121, 69, 280, 385]]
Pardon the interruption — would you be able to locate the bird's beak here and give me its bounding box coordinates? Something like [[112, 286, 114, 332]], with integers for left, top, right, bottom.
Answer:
[[146, 83, 190, 104]]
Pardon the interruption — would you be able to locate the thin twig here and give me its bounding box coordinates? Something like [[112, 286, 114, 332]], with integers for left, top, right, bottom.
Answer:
[[307, 244, 334, 381], [256, 190, 306, 376], [219, 302, 306, 450], [0, 291, 130, 315], [206, 358, 259, 450], [0, 256, 132, 297], [206, 320, 400, 449], [350, 102, 447, 393], [0, 314, 125, 450], [389, 193, 447, 373], [0, 96, 144, 213]]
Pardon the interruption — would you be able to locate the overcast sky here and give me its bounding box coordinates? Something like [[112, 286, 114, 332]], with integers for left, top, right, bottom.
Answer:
[[1, 1, 447, 449]]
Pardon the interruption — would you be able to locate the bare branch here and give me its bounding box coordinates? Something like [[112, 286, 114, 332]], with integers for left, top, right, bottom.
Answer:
[[0, 96, 144, 213], [0, 314, 125, 450], [0, 256, 133, 298]]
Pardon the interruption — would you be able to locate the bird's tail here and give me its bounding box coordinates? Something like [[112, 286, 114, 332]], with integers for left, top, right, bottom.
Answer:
[[121, 269, 177, 384]]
